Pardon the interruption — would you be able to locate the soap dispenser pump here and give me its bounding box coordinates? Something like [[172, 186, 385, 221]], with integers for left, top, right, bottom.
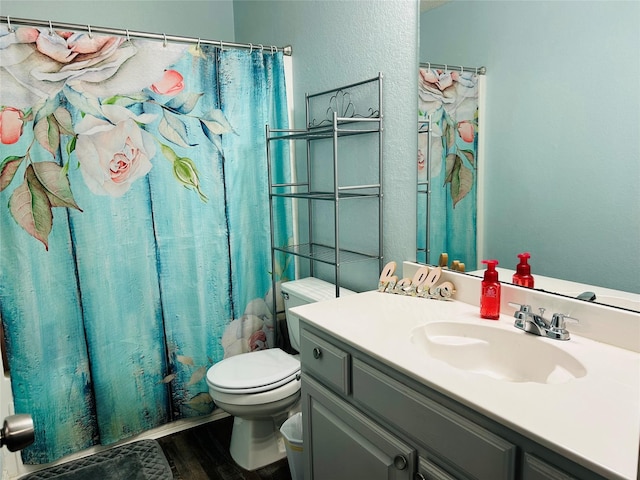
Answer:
[[512, 252, 535, 288], [480, 260, 501, 320]]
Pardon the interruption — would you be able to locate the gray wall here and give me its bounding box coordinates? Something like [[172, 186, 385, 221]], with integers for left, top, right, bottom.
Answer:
[[420, 1, 640, 293]]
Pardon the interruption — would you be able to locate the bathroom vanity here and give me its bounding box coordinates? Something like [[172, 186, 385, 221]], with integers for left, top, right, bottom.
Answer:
[[293, 288, 639, 480]]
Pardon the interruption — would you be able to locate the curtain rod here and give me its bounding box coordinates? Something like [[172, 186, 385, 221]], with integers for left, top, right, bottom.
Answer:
[[0, 16, 293, 56], [420, 62, 486, 75]]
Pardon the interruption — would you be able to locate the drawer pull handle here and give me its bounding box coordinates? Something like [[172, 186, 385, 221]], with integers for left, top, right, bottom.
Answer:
[[393, 454, 408, 470], [312, 347, 322, 359]]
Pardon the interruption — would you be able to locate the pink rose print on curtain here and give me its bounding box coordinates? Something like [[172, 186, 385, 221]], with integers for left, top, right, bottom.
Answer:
[[0, 26, 184, 107], [75, 106, 156, 196], [0, 107, 24, 144], [220, 294, 276, 358], [418, 68, 478, 207], [0, 26, 234, 249], [457, 120, 475, 143], [417, 147, 425, 173], [151, 70, 185, 96]]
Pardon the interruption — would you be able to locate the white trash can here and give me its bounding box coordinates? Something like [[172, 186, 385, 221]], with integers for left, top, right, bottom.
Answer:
[[280, 412, 304, 480]]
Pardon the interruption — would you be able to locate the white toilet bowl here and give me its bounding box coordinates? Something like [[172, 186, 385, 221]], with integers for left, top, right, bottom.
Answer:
[[206, 348, 301, 470], [206, 277, 354, 471]]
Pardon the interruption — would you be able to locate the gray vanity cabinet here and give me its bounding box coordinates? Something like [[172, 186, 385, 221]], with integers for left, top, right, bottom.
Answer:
[[304, 376, 415, 480], [300, 324, 513, 480], [300, 321, 611, 480], [351, 358, 516, 480]]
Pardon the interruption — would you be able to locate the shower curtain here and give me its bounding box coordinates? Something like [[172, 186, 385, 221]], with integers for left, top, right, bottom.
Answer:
[[417, 67, 479, 269], [0, 25, 293, 464]]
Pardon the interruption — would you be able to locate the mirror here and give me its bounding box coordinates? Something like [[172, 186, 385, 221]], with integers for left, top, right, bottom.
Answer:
[[418, 1, 640, 311]]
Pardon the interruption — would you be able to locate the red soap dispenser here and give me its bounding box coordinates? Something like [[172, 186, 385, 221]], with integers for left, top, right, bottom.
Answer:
[[512, 252, 535, 288], [480, 260, 501, 320]]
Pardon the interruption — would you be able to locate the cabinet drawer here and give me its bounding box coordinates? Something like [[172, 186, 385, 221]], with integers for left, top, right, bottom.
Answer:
[[418, 457, 457, 480], [522, 454, 577, 480], [300, 329, 350, 395], [352, 358, 516, 480]]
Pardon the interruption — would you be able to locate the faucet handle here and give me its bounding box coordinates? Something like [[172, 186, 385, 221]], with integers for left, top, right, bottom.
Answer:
[[550, 313, 579, 330], [508, 302, 532, 313], [548, 313, 579, 340], [508, 303, 532, 322]]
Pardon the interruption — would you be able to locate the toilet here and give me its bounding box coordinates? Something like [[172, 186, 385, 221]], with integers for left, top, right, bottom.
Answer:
[[206, 277, 354, 471]]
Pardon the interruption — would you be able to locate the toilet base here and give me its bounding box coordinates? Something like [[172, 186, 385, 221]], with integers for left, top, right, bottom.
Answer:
[[229, 414, 288, 471]]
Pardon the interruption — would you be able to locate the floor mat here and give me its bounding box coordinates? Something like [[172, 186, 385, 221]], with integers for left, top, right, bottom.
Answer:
[[21, 439, 173, 480]]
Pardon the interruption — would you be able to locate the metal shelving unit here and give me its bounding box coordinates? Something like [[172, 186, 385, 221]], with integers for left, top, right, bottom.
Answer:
[[417, 115, 432, 263], [266, 74, 384, 315]]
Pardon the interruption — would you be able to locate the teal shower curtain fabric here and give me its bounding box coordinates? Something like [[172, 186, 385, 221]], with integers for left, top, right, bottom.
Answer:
[[417, 68, 478, 268], [0, 26, 292, 464]]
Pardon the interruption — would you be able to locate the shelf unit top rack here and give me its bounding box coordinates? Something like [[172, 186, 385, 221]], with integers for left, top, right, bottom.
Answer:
[[266, 73, 384, 306]]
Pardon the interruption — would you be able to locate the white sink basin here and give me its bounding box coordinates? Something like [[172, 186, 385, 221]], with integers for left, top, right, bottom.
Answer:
[[411, 322, 587, 384]]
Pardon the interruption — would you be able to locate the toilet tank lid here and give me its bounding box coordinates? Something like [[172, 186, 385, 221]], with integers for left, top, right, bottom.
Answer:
[[281, 277, 355, 303]]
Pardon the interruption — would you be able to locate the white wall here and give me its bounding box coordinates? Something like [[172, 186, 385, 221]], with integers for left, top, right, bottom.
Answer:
[[420, 1, 640, 293]]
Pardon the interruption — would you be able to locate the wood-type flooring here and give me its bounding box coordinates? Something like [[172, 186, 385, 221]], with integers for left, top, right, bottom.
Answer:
[[157, 416, 293, 480]]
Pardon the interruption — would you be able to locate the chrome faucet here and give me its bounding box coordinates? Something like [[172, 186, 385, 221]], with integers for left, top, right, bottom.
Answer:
[[510, 303, 579, 341]]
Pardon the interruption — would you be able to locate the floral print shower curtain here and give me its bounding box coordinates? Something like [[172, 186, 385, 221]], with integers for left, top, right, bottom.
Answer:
[[418, 67, 479, 269], [0, 25, 293, 464]]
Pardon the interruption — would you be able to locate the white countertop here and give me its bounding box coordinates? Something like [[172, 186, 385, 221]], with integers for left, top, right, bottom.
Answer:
[[292, 291, 640, 480]]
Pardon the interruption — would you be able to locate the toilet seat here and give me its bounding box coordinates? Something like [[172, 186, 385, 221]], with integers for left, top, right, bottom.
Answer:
[[206, 348, 300, 394]]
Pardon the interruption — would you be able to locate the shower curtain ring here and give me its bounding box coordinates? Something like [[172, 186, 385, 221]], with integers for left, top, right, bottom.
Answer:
[[460, 66, 464, 73], [427, 62, 430, 71], [219, 40, 224, 52], [6, 16, 13, 33], [125, 29, 131, 42], [249, 43, 253, 53], [270, 45, 275, 54], [87, 24, 92, 38], [258, 44, 264, 52], [163, 33, 167, 47], [196, 38, 201, 50], [444, 64, 448, 72], [48, 20, 54, 36]]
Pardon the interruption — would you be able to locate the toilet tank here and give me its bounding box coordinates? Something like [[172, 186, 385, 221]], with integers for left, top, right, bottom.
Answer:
[[281, 277, 355, 352]]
